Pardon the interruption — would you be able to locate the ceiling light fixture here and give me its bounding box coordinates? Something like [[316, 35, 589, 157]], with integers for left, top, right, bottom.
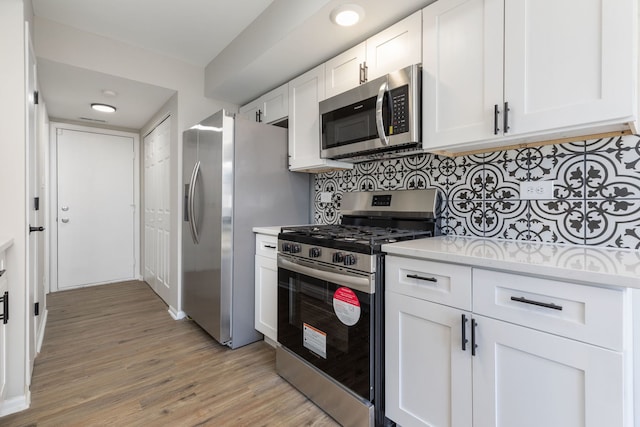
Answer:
[[330, 4, 364, 27], [91, 103, 116, 113]]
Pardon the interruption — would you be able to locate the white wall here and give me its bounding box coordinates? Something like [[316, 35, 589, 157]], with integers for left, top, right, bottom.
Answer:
[[33, 17, 238, 314], [0, 0, 29, 411]]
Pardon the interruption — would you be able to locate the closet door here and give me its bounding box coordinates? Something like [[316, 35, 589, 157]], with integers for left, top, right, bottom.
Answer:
[[143, 117, 171, 303]]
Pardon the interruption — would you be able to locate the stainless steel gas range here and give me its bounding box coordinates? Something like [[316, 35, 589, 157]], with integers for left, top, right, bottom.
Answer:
[[275, 189, 441, 427]]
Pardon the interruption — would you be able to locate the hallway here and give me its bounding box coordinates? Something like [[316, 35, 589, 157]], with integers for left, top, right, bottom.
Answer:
[[1, 281, 338, 426]]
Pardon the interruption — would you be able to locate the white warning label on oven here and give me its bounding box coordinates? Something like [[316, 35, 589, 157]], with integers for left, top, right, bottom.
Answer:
[[303, 323, 327, 359], [333, 287, 361, 326]]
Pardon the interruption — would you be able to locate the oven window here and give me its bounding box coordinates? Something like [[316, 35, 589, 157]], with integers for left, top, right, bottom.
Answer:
[[278, 267, 373, 401]]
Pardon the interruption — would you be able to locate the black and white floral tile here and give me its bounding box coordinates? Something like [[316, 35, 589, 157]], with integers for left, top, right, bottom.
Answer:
[[313, 135, 640, 249]]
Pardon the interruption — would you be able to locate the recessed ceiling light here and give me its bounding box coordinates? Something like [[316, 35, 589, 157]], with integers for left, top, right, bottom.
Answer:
[[102, 89, 118, 97], [91, 103, 116, 113], [330, 4, 365, 27]]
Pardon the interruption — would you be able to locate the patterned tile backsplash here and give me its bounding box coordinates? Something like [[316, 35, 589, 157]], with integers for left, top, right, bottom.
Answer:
[[313, 135, 640, 249]]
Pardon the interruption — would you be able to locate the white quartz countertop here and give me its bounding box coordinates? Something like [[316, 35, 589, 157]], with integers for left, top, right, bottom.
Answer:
[[0, 237, 14, 254], [252, 225, 314, 236], [252, 226, 283, 236], [382, 236, 640, 289]]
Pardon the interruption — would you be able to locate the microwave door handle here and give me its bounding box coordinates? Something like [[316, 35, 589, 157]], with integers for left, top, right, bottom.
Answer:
[[376, 81, 390, 146]]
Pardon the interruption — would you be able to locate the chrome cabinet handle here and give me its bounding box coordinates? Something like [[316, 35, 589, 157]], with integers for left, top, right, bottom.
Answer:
[[493, 104, 500, 135], [376, 80, 390, 146]]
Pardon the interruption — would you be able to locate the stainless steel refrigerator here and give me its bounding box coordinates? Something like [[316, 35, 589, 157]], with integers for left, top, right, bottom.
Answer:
[[182, 109, 310, 349]]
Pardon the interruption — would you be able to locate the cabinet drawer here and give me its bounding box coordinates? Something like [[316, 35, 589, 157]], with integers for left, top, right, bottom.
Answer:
[[255, 234, 278, 259], [386, 256, 472, 310], [473, 269, 624, 351]]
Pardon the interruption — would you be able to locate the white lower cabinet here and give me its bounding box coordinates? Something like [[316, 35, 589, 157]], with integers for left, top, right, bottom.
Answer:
[[473, 315, 623, 427], [385, 256, 629, 427], [386, 291, 472, 427], [254, 233, 278, 342]]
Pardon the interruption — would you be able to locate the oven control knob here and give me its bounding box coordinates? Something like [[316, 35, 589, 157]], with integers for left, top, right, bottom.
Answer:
[[290, 244, 301, 254], [282, 243, 291, 252], [332, 252, 344, 263], [309, 247, 321, 258], [344, 254, 357, 266]]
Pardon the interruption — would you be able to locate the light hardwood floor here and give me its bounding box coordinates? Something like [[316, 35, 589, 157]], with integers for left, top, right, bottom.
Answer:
[[1, 281, 339, 426]]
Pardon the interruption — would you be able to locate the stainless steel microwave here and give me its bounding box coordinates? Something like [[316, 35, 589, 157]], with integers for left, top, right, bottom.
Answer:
[[320, 64, 421, 161]]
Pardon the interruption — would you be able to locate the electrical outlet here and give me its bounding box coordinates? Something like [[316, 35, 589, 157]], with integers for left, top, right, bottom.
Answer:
[[320, 192, 333, 203], [519, 180, 554, 200]]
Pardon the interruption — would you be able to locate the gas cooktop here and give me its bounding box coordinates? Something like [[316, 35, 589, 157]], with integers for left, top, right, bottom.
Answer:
[[280, 224, 432, 248]]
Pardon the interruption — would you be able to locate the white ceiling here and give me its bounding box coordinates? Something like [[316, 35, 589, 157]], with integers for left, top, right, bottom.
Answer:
[[32, 0, 274, 66], [31, 0, 434, 130]]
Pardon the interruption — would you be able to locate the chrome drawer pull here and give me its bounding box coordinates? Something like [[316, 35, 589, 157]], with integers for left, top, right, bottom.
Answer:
[[510, 296, 563, 311], [406, 274, 437, 283]]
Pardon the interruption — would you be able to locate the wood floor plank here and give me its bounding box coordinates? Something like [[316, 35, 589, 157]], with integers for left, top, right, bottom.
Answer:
[[0, 281, 339, 426]]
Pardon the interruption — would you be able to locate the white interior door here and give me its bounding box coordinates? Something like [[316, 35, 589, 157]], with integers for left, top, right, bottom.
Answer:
[[56, 128, 135, 289], [143, 117, 171, 303], [26, 29, 40, 375]]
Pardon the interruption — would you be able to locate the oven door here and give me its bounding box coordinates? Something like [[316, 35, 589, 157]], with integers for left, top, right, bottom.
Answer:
[[277, 255, 374, 401]]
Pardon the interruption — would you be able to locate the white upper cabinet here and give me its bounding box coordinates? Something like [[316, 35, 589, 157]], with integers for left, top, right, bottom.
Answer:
[[238, 98, 261, 123], [423, 0, 637, 153], [288, 64, 353, 172], [325, 43, 367, 99], [365, 10, 422, 81], [325, 10, 422, 99], [239, 83, 289, 124]]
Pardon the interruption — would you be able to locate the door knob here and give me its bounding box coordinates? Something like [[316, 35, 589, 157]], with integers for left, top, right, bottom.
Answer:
[[61, 218, 69, 224], [29, 225, 45, 233], [61, 206, 69, 212]]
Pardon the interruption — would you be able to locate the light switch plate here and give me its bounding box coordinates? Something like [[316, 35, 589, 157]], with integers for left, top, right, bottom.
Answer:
[[519, 180, 554, 200], [320, 192, 333, 203]]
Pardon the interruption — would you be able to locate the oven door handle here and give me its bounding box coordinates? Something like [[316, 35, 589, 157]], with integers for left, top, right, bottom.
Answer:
[[278, 257, 374, 294]]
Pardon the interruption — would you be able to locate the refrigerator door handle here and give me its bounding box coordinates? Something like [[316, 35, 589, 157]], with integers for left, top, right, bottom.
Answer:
[[188, 160, 201, 244]]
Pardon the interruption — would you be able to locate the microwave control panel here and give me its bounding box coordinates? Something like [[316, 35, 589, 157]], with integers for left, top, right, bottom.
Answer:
[[389, 85, 409, 135]]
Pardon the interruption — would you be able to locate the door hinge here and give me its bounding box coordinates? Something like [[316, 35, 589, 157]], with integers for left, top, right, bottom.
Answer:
[[34, 302, 39, 316], [0, 291, 8, 324], [34, 91, 39, 105]]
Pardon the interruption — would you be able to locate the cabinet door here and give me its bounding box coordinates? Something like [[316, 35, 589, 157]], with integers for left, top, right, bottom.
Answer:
[[254, 254, 277, 341], [422, 0, 504, 148], [288, 64, 353, 172], [473, 315, 625, 427], [262, 83, 288, 124], [324, 42, 366, 99], [0, 252, 7, 401], [239, 99, 261, 123], [386, 291, 472, 427], [504, 0, 635, 135], [366, 10, 422, 81]]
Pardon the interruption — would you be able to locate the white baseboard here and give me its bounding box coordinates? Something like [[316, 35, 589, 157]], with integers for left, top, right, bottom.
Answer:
[[36, 309, 48, 353], [0, 393, 30, 417], [168, 306, 186, 320]]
